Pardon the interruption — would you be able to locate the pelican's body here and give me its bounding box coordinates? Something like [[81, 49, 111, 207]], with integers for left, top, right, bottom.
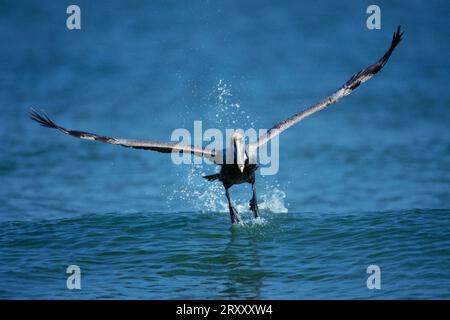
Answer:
[[29, 27, 403, 224], [219, 163, 258, 186], [205, 160, 259, 223]]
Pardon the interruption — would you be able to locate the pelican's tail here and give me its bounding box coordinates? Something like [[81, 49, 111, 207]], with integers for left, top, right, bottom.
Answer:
[[203, 173, 220, 181]]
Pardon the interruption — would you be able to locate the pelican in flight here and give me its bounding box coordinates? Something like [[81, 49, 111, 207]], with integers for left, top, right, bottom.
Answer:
[[30, 27, 403, 224]]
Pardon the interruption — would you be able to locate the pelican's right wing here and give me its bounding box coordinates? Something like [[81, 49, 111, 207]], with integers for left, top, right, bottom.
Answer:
[[29, 109, 219, 163], [252, 26, 404, 148]]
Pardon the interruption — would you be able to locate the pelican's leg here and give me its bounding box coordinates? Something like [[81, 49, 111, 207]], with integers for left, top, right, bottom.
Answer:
[[224, 185, 242, 224], [249, 181, 260, 219]]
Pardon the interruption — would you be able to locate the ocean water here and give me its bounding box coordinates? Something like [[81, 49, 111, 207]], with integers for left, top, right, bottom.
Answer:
[[1, 1, 449, 299]]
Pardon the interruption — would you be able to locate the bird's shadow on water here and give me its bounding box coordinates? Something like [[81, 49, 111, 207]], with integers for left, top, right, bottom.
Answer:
[[211, 216, 282, 299]]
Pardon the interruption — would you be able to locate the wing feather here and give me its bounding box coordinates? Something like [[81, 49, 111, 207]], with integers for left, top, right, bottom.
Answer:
[[29, 108, 217, 162], [252, 26, 404, 148]]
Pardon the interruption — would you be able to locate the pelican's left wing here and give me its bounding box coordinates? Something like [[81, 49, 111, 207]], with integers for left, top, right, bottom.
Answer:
[[252, 26, 404, 148], [29, 109, 219, 163]]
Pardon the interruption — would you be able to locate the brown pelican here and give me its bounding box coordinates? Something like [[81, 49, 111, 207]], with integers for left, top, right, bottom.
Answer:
[[30, 27, 403, 224]]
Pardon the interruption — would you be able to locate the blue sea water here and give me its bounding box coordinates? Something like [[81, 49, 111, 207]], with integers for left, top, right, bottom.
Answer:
[[0, 1, 449, 299]]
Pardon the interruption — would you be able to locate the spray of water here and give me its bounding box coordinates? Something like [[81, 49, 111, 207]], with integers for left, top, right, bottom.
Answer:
[[166, 80, 288, 216], [213, 79, 255, 129]]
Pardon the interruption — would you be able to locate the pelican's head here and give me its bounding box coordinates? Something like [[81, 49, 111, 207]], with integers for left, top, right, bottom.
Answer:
[[232, 132, 245, 173]]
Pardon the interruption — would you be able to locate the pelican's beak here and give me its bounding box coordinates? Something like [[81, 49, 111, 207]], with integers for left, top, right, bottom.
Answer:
[[234, 135, 245, 173]]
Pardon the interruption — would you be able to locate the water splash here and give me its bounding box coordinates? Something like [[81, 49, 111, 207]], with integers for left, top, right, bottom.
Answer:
[[167, 166, 288, 215], [259, 188, 289, 213], [166, 80, 288, 215], [211, 79, 255, 129]]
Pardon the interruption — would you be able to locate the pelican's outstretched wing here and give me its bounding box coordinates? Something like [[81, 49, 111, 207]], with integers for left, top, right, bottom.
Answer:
[[29, 109, 218, 162], [252, 26, 404, 148]]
